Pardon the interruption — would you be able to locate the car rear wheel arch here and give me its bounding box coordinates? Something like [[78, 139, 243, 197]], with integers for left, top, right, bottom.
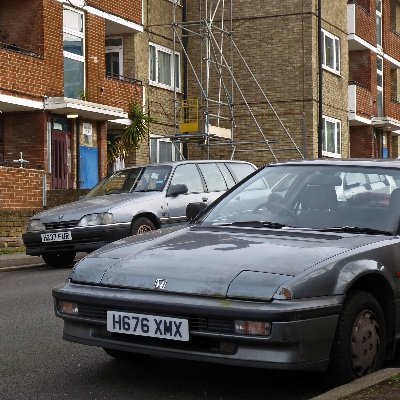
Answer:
[[130, 214, 160, 235]]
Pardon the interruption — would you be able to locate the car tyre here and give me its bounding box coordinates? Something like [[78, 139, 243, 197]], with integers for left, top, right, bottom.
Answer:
[[42, 252, 76, 268], [329, 290, 386, 383], [103, 347, 149, 361], [130, 217, 155, 235]]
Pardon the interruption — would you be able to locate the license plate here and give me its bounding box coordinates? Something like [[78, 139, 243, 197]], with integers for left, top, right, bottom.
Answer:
[[107, 311, 189, 342], [41, 231, 72, 243]]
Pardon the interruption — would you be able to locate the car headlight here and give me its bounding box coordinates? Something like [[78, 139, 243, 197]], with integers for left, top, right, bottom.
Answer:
[[27, 219, 45, 232], [77, 213, 114, 227]]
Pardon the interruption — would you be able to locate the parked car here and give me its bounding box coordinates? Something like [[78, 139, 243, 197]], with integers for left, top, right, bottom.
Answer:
[[23, 160, 256, 267], [53, 159, 400, 382]]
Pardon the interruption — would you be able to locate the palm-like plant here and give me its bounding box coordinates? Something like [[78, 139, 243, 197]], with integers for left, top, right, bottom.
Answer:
[[107, 101, 155, 165]]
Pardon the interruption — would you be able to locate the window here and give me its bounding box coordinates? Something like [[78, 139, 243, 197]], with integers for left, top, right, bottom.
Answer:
[[377, 0, 382, 47], [377, 56, 384, 116], [150, 137, 182, 163], [106, 37, 123, 78], [170, 164, 204, 193], [198, 163, 228, 192], [322, 116, 342, 158], [63, 7, 85, 99], [321, 29, 340, 74], [149, 43, 181, 90]]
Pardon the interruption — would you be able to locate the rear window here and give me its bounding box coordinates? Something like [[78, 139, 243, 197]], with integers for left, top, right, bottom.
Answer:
[[198, 163, 228, 192], [226, 163, 255, 183]]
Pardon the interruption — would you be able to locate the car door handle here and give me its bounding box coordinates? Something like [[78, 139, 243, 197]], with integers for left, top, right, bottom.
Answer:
[[202, 197, 208, 202]]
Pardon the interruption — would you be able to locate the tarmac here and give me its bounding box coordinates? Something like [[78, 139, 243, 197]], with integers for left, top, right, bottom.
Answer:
[[1, 251, 400, 399]]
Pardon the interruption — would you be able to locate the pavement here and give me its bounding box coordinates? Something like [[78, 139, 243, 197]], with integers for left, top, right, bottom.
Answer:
[[1, 251, 400, 399]]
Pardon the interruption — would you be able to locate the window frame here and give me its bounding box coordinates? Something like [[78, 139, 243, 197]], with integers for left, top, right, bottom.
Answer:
[[105, 36, 123, 78], [149, 42, 181, 91], [321, 29, 341, 75], [63, 5, 85, 98], [377, 55, 384, 116], [322, 115, 342, 158], [150, 136, 182, 163], [377, 0, 383, 48]]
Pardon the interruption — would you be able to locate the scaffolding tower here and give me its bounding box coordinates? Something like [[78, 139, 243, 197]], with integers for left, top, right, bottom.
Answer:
[[165, 0, 305, 162]]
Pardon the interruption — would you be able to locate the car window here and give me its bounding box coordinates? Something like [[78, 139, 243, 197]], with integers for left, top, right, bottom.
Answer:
[[226, 162, 255, 183], [198, 163, 228, 192], [216, 163, 236, 188], [201, 165, 400, 233], [170, 164, 204, 193]]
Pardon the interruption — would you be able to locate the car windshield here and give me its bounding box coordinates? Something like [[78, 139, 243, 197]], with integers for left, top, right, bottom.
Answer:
[[85, 165, 172, 197], [200, 164, 400, 235]]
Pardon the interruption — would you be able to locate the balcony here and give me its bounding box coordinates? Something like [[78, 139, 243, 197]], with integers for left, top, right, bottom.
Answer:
[[348, 82, 373, 125], [347, 2, 376, 52]]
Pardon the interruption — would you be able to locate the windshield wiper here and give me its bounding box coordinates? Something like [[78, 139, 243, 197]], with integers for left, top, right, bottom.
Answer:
[[315, 226, 391, 235], [214, 221, 288, 229]]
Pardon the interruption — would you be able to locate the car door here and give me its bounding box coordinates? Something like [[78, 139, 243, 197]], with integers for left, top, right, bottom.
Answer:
[[166, 163, 207, 223]]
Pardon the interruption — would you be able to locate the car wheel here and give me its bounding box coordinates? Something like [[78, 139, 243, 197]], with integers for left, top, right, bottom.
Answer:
[[130, 217, 155, 235], [103, 348, 149, 361], [329, 290, 386, 383], [42, 252, 76, 268]]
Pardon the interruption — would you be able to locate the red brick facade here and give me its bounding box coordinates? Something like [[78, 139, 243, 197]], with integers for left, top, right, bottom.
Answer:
[[0, 167, 45, 209], [0, 0, 143, 207], [350, 0, 400, 158]]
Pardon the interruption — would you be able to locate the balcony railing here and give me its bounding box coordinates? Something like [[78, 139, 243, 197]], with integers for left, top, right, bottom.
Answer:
[[106, 73, 142, 86], [0, 41, 43, 59]]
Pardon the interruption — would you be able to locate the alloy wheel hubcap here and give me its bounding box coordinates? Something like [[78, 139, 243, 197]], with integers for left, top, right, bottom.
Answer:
[[137, 225, 152, 234]]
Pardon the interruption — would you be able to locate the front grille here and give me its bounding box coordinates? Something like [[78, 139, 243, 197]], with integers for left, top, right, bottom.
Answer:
[[77, 303, 235, 334], [44, 220, 79, 230]]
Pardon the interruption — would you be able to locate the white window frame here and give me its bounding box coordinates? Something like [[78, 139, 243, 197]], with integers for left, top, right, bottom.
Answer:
[[321, 29, 341, 75], [322, 115, 342, 158], [377, 55, 384, 116], [150, 136, 182, 163], [63, 6, 85, 95], [376, 0, 383, 48], [169, 0, 182, 5], [149, 42, 181, 91], [105, 36, 123, 77]]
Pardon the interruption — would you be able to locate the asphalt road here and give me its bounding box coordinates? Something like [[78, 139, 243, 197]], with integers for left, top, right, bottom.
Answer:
[[0, 267, 355, 400]]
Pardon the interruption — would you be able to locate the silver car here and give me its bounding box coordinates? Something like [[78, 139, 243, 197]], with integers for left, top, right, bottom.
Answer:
[[23, 160, 256, 267]]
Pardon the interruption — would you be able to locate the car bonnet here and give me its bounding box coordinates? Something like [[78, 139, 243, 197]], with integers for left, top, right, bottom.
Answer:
[[71, 227, 381, 299]]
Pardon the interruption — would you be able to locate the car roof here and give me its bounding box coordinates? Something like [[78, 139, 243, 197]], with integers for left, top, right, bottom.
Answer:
[[118, 159, 256, 171], [270, 158, 400, 169]]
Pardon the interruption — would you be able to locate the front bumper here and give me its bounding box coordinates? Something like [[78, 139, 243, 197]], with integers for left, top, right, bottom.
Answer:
[[23, 223, 131, 255], [53, 282, 343, 371]]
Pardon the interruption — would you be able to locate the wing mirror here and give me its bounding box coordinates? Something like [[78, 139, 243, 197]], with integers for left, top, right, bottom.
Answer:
[[186, 202, 207, 222], [168, 184, 188, 197]]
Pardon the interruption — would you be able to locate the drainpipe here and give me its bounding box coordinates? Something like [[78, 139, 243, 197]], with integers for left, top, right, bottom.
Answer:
[[317, 0, 323, 158], [182, 0, 189, 159]]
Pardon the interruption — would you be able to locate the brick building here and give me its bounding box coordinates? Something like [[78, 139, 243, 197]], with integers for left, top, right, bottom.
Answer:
[[0, 0, 143, 191], [0, 0, 143, 246], [348, 0, 400, 158]]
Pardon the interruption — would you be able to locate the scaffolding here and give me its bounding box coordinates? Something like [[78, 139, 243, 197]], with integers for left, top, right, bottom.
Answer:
[[153, 0, 305, 162]]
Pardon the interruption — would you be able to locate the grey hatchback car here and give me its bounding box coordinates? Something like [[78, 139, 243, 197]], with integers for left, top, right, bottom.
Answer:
[[23, 160, 256, 267]]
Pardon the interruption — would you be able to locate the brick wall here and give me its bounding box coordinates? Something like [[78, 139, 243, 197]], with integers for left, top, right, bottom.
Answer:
[[0, 209, 39, 248], [87, 0, 142, 24], [2, 112, 47, 170], [0, 167, 45, 209], [350, 126, 375, 158]]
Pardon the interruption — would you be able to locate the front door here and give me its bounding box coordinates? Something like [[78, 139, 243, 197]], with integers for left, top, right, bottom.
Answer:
[[52, 131, 72, 189], [79, 146, 99, 189]]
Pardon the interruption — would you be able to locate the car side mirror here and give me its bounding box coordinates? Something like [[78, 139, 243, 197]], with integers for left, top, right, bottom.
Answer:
[[186, 202, 207, 222], [168, 184, 188, 197]]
